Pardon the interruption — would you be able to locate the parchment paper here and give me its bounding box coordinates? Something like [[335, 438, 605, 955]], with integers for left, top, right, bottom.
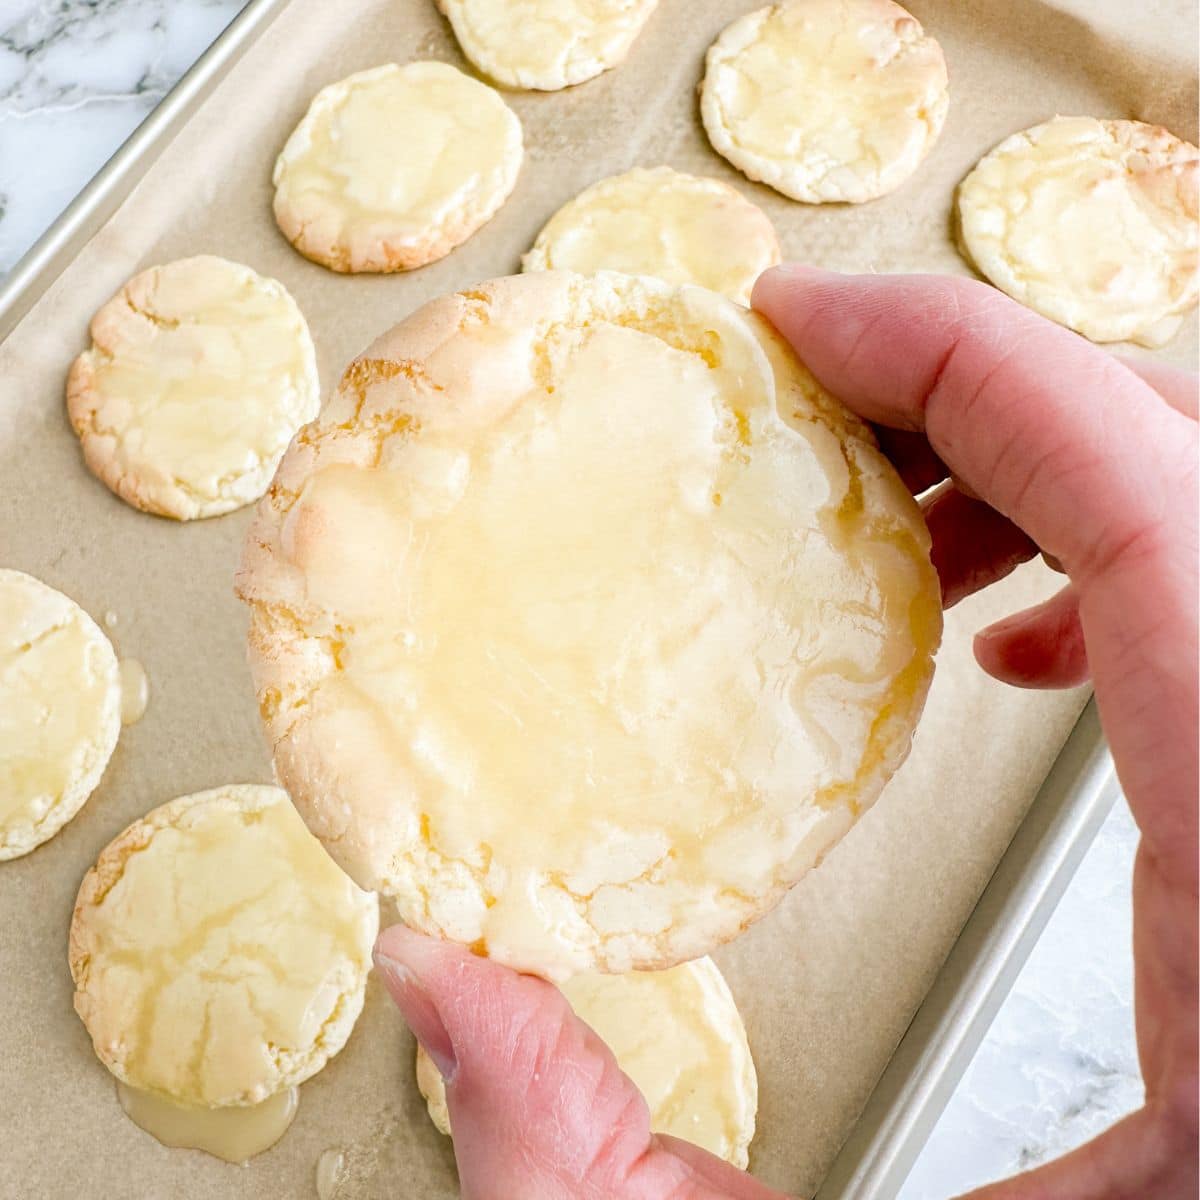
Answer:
[[0, 1, 1195, 1197]]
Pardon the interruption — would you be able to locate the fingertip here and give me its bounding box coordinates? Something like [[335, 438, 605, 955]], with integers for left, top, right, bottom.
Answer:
[[373, 922, 463, 1004], [374, 919, 427, 964], [751, 267, 966, 432], [973, 587, 1090, 690], [374, 925, 459, 1079], [750, 261, 841, 315], [373, 925, 571, 1086]]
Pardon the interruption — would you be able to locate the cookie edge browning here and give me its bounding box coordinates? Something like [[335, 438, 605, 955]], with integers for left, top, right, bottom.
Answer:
[[237, 271, 942, 975], [68, 783, 379, 1106], [956, 116, 1200, 347], [699, 0, 950, 205], [520, 165, 783, 303], [65, 255, 320, 520], [271, 63, 524, 273], [434, 0, 661, 91]]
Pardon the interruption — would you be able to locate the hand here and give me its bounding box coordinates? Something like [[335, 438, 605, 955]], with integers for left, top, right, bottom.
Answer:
[[374, 268, 1198, 1200]]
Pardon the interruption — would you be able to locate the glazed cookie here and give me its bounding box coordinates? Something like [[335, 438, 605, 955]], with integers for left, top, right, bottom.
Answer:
[[436, 0, 660, 90], [273, 63, 523, 272], [522, 166, 781, 303], [700, 0, 949, 204], [0, 569, 120, 861], [236, 271, 942, 980], [69, 785, 378, 1110], [67, 256, 319, 521], [957, 116, 1199, 347], [417, 956, 758, 1167]]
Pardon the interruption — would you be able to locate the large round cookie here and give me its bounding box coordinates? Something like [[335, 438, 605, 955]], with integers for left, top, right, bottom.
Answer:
[[273, 63, 523, 273], [957, 116, 1199, 347], [69, 785, 378, 1108], [522, 166, 781, 304], [237, 271, 942, 979], [67, 256, 319, 521], [0, 569, 121, 860], [416, 956, 758, 1168], [701, 0, 949, 204], [436, 0, 660, 90]]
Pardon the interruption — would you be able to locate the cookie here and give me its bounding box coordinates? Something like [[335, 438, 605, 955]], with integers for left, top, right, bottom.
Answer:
[[436, 0, 659, 90], [69, 785, 379, 1108], [957, 116, 1199, 347], [0, 569, 120, 860], [273, 63, 523, 272], [700, 0, 949, 204], [67, 256, 319, 521], [236, 271, 942, 980], [417, 956, 758, 1167], [522, 166, 781, 303]]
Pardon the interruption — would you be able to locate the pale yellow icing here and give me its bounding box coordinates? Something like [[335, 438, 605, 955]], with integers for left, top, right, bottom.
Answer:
[[240, 273, 941, 980], [68, 255, 318, 520], [701, 0, 948, 203], [523, 166, 780, 303], [273, 63, 522, 272], [437, 0, 660, 90], [958, 116, 1199, 347], [116, 1083, 298, 1164], [70, 785, 378, 1108], [0, 569, 120, 860]]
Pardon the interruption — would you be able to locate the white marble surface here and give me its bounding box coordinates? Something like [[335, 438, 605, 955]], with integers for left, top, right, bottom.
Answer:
[[0, 3, 1143, 1196]]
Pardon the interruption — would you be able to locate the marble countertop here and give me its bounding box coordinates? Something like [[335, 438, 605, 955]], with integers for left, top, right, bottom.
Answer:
[[0, 2, 1143, 1195]]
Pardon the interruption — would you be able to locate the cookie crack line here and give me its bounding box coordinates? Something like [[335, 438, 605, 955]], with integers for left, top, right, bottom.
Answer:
[[67, 256, 320, 519], [702, 0, 949, 203], [239, 273, 941, 977], [71, 786, 378, 1107]]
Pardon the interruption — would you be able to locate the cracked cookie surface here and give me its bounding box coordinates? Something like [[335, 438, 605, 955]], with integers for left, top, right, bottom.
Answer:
[[700, 0, 949, 204], [522, 166, 781, 304], [67, 256, 319, 521], [273, 63, 523, 272], [237, 271, 942, 980], [436, 0, 659, 90], [417, 955, 757, 1167], [957, 116, 1199, 348], [69, 784, 378, 1108], [0, 569, 120, 860]]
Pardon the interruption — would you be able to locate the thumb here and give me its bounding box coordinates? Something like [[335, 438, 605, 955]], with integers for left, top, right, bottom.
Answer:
[[751, 265, 1190, 584], [374, 925, 782, 1200]]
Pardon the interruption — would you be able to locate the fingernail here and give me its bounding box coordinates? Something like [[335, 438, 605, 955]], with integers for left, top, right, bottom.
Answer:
[[773, 262, 840, 282], [374, 949, 458, 1081], [752, 263, 841, 310]]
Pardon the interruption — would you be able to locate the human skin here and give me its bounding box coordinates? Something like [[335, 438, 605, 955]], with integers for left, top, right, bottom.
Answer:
[[375, 267, 1199, 1200]]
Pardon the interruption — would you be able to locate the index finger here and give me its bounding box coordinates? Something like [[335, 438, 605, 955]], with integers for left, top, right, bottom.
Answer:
[[752, 266, 1195, 582]]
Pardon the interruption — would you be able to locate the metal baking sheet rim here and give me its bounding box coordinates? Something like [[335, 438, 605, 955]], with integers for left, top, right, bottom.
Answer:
[[0, 3, 1121, 1193]]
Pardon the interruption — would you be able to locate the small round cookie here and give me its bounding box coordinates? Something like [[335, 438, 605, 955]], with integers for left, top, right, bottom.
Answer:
[[236, 271, 942, 980], [273, 63, 523, 272], [416, 956, 758, 1167], [67, 256, 319, 521], [436, 0, 659, 90], [957, 116, 1199, 348], [522, 166, 781, 304], [700, 0, 949, 204], [0, 570, 120, 861], [69, 785, 379, 1108]]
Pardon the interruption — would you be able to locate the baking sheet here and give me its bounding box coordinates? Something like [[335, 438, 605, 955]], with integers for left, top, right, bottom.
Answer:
[[0, 1, 1195, 1197]]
